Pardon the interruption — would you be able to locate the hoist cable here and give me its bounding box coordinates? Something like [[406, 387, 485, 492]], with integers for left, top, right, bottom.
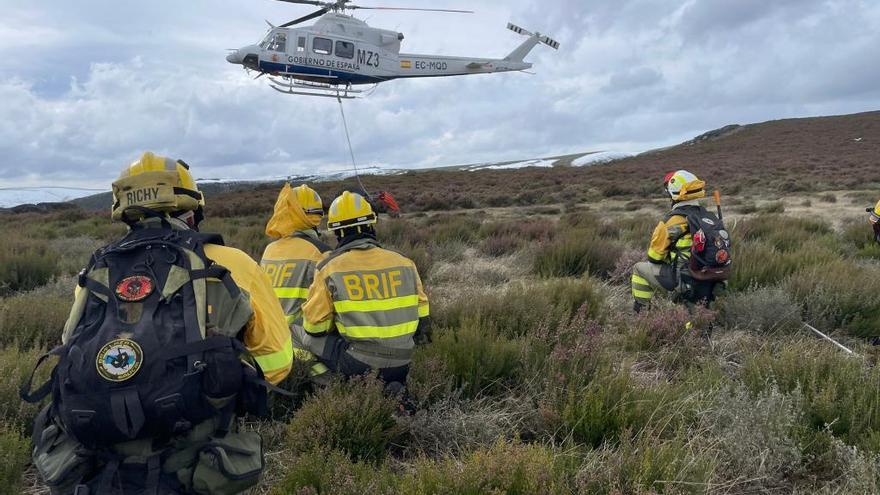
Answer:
[[337, 95, 369, 195]]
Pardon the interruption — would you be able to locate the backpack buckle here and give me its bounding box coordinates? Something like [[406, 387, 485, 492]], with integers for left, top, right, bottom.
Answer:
[[183, 360, 207, 377]]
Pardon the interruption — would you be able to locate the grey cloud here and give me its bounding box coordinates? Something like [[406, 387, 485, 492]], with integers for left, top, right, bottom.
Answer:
[[1, 0, 880, 187]]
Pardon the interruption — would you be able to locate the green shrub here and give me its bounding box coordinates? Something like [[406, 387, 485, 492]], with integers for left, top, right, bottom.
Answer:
[[479, 234, 523, 257], [419, 319, 523, 398], [576, 430, 716, 494], [0, 288, 71, 349], [841, 218, 880, 260], [742, 341, 880, 453], [533, 232, 621, 278], [0, 238, 61, 295], [423, 214, 481, 245], [286, 376, 403, 463], [434, 278, 604, 338], [716, 287, 803, 334], [728, 240, 837, 290], [759, 201, 786, 214], [555, 366, 637, 447], [737, 214, 835, 252], [0, 426, 30, 495], [786, 260, 880, 337], [274, 441, 578, 495]]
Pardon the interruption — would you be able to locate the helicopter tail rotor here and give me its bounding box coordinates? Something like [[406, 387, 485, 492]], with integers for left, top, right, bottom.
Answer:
[[504, 23, 559, 62], [507, 23, 560, 50]]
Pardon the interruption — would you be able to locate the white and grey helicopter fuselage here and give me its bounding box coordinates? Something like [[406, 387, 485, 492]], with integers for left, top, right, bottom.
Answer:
[[227, 13, 558, 97]]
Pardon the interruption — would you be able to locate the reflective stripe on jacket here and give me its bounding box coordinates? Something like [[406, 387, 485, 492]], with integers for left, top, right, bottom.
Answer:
[[302, 238, 429, 366], [260, 231, 330, 327], [205, 244, 292, 385]]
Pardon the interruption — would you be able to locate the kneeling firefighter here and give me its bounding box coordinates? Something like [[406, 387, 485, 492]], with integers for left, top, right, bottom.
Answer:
[[260, 183, 331, 377], [21, 152, 292, 495], [295, 191, 430, 385], [631, 170, 732, 313]]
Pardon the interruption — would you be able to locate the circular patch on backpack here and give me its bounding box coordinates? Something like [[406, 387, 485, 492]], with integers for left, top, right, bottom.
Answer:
[[96, 339, 143, 382], [116, 276, 154, 302]]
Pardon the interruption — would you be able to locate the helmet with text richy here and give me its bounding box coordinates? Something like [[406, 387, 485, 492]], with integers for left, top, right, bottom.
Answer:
[[111, 152, 205, 225]]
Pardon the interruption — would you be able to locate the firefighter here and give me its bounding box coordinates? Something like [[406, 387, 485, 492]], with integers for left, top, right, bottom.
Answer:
[[868, 200, 880, 244], [261, 183, 332, 377], [631, 170, 709, 313], [261, 184, 331, 326], [26, 152, 291, 494], [296, 191, 430, 385]]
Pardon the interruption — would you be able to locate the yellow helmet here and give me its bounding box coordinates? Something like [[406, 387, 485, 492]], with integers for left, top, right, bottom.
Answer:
[[265, 183, 324, 238], [111, 152, 204, 221], [327, 191, 376, 232], [664, 170, 706, 202], [294, 184, 325, 219]]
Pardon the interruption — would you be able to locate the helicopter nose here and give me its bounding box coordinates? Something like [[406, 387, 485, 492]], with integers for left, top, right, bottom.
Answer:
[[226, 50, 243, 64]]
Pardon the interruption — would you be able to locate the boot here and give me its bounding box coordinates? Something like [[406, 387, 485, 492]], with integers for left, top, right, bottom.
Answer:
[[633, 300, 644, 314]]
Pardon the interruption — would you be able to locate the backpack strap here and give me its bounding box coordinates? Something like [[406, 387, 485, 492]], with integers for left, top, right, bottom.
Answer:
[[20, 345, 66, 403], [191, 265, 240, 298], [292, 231, 331, 254]]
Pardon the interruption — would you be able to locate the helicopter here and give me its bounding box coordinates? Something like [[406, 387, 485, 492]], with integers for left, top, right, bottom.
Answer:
[[226, 0, 560, 98]]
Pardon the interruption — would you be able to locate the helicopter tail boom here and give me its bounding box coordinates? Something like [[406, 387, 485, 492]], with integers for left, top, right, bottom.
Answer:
[[505, 23, 560, 62]]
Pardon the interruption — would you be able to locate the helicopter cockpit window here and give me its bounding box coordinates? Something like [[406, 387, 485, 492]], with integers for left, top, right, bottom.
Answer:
[[336, 41, 355, 59], [297, 37, 306, 52], [266, 32, 287, 52], [313, 37, 332, 55]]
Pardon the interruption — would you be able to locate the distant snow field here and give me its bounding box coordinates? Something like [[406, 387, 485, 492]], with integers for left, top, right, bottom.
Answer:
[[0, 187, 104, 208], [571, 151, 636, 166]]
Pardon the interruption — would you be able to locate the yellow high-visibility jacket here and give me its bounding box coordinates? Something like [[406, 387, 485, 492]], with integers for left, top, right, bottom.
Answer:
[[647, 200, 700, 265], [302, 238, 429, 368], [260, 230, 330, 327], [205, 244, 293, 385]]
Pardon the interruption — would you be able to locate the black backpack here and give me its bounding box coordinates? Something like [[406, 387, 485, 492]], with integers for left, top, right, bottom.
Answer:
[[672, 205, 732, 282], [22, 225, 269, 449]]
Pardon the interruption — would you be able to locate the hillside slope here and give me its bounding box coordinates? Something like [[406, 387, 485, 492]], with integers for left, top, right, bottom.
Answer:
[[202, 110, 880, 218]]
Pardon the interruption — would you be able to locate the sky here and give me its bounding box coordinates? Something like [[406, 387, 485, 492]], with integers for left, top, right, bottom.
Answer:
[[1, 0, 879, 188]]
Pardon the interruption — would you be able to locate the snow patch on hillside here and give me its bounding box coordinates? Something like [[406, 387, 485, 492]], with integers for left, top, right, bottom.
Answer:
[[0, 187, 104, 208], [572, 151, 635, 167]]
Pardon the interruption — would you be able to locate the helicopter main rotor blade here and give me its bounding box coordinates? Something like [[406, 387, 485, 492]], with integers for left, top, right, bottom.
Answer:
[[347, 6, 474, 13], [274, 0, 326, 6], [280, 7, 329, 27]]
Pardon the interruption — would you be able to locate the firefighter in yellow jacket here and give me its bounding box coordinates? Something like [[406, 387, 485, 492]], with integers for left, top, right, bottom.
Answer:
[[261, 184, 331, 327], [297, 191, 430, 384], [868, 200, 880, 244], [631, 170, 706, 313]]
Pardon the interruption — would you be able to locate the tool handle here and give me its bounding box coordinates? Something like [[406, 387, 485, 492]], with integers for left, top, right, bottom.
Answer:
[[713, 190, 723, 221]]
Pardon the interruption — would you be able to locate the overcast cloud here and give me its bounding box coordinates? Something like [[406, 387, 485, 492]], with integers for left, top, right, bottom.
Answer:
[[1, 0, 878, 187]]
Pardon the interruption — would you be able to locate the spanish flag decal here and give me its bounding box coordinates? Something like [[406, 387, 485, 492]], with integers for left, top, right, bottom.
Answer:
[[400, 60, 412, 69]]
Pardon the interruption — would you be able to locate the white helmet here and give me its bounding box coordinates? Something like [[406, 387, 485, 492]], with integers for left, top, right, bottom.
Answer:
[[663, 170, 706, 202]]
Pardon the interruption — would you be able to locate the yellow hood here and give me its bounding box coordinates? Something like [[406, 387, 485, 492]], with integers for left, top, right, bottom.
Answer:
[[266, 184, 320, 238]]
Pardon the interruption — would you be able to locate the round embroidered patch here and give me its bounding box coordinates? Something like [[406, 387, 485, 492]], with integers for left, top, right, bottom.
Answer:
[[116, 276, 154, 302], [96, 339, 143, 382]]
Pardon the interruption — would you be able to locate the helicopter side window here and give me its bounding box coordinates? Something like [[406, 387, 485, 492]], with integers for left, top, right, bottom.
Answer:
[[313, 37, 332, 55], [335, 41, 355, 59], [267, 33, 287, 53], [297, 37, 306, 53]]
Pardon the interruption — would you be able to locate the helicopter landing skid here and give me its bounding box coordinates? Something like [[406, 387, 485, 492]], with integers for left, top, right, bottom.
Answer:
[[268, 76, 363, 99]]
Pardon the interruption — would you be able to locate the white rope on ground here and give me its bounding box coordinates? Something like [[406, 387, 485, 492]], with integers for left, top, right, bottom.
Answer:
[[803, 322, 859, 357], [337, 95, 369, 195]]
